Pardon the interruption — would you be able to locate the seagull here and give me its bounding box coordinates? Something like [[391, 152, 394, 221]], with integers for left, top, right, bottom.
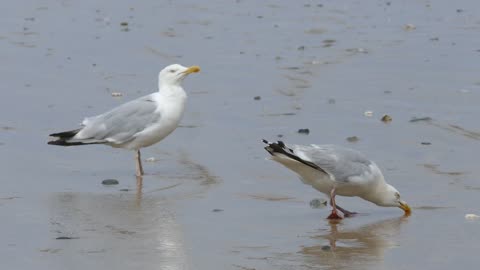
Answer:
[[48, 64, 200, 177], [263, 140, 411, 219]]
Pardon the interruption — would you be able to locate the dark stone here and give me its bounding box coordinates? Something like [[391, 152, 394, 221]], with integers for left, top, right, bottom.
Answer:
[[56, 236, 77, 240], [321, 245, 331, 251], [102, 179, 119, 185], [409, 117, 432, 123], [298, 128, 310, 134], [346, 136, 359, 142]]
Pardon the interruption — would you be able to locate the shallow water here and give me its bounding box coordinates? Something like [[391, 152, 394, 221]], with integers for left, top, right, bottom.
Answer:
[[1, 0, 480, 269]]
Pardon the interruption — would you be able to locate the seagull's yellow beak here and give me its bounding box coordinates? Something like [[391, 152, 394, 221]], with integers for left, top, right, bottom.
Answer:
[[399, 201, 411, 215], [182, 66, 201, 75]]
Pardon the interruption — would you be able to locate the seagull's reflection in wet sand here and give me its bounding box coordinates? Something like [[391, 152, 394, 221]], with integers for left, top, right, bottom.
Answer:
[[46, 153, 219, 270], [299, 216, 409, 270], [47, 181, 190, 270]]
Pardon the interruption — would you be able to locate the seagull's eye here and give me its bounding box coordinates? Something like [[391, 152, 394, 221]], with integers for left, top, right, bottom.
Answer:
[[169, 69, 176, 73], [395, 192, 400, 199]]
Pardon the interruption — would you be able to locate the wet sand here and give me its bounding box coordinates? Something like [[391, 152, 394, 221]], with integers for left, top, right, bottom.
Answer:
[[1, 1, 480, 269]]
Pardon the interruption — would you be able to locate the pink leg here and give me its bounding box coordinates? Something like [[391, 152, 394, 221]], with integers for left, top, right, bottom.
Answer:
[[327, 188, 343, 219], [135, 150, 144, 176], [336, 205, 357, 217]]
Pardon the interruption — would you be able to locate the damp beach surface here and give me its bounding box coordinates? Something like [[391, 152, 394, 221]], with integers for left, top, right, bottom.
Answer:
[[1, 1, 480, 269]]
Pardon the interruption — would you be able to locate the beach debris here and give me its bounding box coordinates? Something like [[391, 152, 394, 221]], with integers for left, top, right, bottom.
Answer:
[[323, 39, 336, 47], [364, 111, 373, 117], [409, 117, 432, 122], [102, 179, 119, 185], [465, 214, 480, 220], [310, 198, 328, 209], [298, 128, 310, 134], [145, 157, 158, 162], [346, 48, 369, 54], [56, 236, 78, 240], [404, 24, 416, 31], [381, 114, 392, 123], [120, 22, 130, 32]]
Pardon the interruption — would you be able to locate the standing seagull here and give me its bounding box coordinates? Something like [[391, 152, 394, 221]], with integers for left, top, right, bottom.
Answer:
[[263, 140, 411, 219], [48, 64, 200, 176]]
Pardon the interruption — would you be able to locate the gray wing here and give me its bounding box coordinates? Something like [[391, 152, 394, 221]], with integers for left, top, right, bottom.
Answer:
[[291, 144, 373, 183], [75, 94, 160, 144]]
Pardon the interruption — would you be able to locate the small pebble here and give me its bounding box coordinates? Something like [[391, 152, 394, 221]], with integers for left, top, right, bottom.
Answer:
[[277, 134, 283, 138], [346, 136, 359, 143], [111, 92, 123, 97], [298, 128, 310, 135], [327, 98, 336, 104], [364, 111, 373, 117], [212, 209, 224, 212], [465, 214, 480, 220], [309, 198, 327, 209], [253, 96, 261, 100], [102, 179, 119, 185], [120, 22, 128, 26], [119, 189, 130, 192], [381, 114, 392, 123], [421, 142, 431, 145], [297, 46, 305, 51]]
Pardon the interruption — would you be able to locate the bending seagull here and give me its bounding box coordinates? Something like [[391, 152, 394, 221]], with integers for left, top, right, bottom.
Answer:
[[48, 64, 200, 176], [263, 140, 411, 219]]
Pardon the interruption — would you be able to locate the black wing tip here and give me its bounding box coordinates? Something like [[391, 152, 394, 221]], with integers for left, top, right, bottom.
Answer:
[[49, 128, 81, 138], [262, 139, 290, 156], [47, 139, 103, 146], [262, 139, 326, 173], [262, 139, 285, 146], [48, 139, 78, 146]]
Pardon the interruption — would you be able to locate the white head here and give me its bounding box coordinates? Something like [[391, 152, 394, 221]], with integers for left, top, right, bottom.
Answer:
[[373, 184, 411, 215], [158, 64, 200, 87]]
